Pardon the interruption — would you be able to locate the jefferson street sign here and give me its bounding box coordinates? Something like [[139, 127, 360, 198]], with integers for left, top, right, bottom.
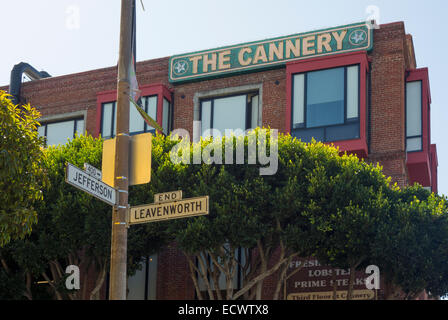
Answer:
[[65, 162, 117, 206], [129, 196, 209, 225]]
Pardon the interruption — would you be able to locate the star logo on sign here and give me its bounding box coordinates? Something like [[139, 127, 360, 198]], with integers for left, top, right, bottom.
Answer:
[[349, 30, 367, 46], [173, 60, 188, 75]]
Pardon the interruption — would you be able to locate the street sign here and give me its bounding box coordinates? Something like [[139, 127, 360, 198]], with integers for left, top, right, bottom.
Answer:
[[169, 21, 373, 83], [84, 163, 102, 180], [129, 196, 209, 225], [287, 290, 374, 300], [154, 190, 183, 204], [65, 162, 117, 206], [102, 132, 152, 187]]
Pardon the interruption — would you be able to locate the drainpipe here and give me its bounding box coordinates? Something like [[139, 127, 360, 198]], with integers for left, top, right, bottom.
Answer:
[[9, 62, 51, 104]]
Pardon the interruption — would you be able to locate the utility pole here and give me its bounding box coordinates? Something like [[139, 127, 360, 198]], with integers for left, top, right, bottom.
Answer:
[[109, 0, 133, 300]]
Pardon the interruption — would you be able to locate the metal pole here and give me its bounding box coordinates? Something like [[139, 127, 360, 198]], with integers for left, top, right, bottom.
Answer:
[[109, 0, 133, 300]]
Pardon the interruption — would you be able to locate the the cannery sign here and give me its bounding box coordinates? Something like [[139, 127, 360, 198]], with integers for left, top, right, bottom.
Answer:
[[169, 21, 373, 83]]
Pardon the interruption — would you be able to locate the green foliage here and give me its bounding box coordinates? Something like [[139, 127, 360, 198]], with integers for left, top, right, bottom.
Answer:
[[372, 185, 448, 298], [1, 119, 447, 299], [0, 134, 166, 299], [148, 131, 448, 299], [300, 148, 391, 269], [0, 91, 47, 247]]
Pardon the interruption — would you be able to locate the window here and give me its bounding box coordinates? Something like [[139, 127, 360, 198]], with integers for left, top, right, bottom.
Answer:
[[38, 118, 84, 146], [126, 254, 158, 300], [196, 247, 247, 299], [162, 97, 172, 134], [406, 81, 422, 152], [101, 95, 169, 139], [200, 92, 259, 137], [291, 65, 360, 142]]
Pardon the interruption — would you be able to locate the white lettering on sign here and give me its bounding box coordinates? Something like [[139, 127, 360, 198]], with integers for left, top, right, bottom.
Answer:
[[66, 163, 117, 206], [308, 268, 350, 277], [289, 259, 321, 269], [294, 277, 366, 289]]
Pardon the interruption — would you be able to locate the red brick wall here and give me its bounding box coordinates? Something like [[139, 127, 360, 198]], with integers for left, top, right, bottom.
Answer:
[[171, 68, 286, 136], [367, 22, 409, 187], [156, 243, 195, 300]]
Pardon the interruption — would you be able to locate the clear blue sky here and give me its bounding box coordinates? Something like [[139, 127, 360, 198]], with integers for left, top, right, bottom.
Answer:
[[1, 0, 447, 196]]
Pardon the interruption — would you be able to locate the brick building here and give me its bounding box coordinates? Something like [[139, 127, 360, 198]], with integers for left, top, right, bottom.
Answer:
[[1, 21, 438, 299]]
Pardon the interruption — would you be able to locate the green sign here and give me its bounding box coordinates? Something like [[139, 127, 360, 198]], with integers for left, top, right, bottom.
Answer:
[[169, 21, 373, 83]]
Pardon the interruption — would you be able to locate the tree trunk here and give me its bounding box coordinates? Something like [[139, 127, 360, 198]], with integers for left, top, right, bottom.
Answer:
[[208, 251, 225, 300], [0, 254, 10, 274], [23, 272, 33, 300], [255, 240, 268, 300], [197, 254, 215, 300], [90, 263, 107, 300], [273, 254, 299, 300], [186, 255, 203, 300], [273, 261, 288, 300], [256, 260, 267, 300], [232, 252, 289, 300], [225, 257, 237, 300], [42, 272, 63, 300], [346, 266, 355, 300], [332, 268, 338, 300]]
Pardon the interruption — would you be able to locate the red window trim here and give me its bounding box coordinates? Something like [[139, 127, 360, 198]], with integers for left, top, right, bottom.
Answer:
[[96, 83, 173, 137], [405, 68, 435, 189], [406, 68, 431, 154], [285, 51, 370, 158]]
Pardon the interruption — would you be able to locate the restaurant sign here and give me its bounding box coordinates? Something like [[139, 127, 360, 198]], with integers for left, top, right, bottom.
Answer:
[[169, 21, 373, 83]]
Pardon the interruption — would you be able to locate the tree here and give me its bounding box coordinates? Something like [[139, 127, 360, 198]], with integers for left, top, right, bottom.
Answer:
[[281, 139, 393, 299], [141, 130, 298, 300], [372, 185, 448, 299], [0, 91, 46, 247], [147, 130, 398, 300], [0, 134, 166, 300]]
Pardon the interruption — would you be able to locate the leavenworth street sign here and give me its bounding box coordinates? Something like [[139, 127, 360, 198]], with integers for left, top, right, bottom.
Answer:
[[169, 21, 373, 83], [65, 162, 117, 206], [128, 192, 209, 225]]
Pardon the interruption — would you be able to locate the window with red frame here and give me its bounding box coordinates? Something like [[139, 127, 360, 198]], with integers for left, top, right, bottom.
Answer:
[[291, 64, 360, 143], [100, 95, 172, 139], [405, 80, 423, 152]]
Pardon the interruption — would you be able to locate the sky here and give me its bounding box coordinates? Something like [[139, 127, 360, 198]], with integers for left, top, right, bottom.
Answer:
[[1, 0, 447, 196]]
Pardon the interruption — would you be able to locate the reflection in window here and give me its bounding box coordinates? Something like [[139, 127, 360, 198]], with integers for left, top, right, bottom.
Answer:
[[38, 118, 84, 146], [292, 65, 360, 143], [200, 93, 259, 138], [162, 98, 172, 135], [406, 81, 422, 152], [101, 95, 165, 139], [306, 68, 345, 128]]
